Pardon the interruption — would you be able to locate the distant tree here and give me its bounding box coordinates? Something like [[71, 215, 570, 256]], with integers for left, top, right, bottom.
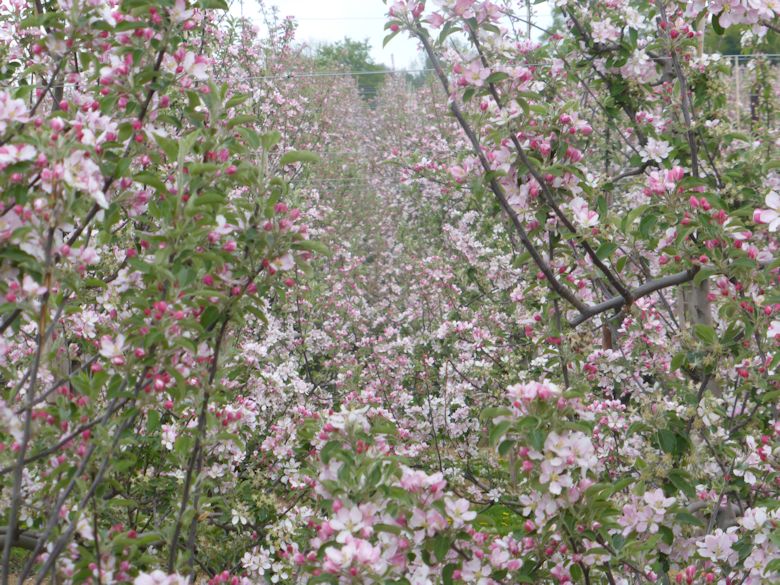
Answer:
[[315, 38, 387, 100], [704, 25, 780, 56]]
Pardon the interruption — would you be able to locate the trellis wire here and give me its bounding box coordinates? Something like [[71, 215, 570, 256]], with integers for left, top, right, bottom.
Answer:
[[5, 55, 779, 89]]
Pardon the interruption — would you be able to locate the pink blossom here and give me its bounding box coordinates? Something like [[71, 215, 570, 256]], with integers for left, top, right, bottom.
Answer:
[[641, 137, 673, 164], [271, 253, 295, 271], [181, 52, 209, 80], [753, 191, 780, 231], [0, 91, 30, 132], [63, 151, 108, 209], [445, 497, 476, 527], [99, 334, 126, 366], [697, 528, 739, 565], [426, 12, 445, 28], [570, 197, 599, 228]]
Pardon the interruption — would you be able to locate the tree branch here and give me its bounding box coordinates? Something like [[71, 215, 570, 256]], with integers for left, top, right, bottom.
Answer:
[[569, 267, 700, 327], [412, 26, 588, 314]]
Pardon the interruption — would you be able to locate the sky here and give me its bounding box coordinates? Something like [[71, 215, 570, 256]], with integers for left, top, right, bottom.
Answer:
[[234, 0, 553, 70], [233, 0, 422, 69]]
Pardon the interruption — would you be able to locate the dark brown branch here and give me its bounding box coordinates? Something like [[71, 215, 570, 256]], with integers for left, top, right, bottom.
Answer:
[[564, 9, 648, 147], [0, 309, 21, 335], [169, 315, 229, 573], [654, 0, 699, 177], [413, 26, 588, 314], [611, 161, 653, 183], [65, 40, 168, 249], [32, 414, 139, 585], [0, 528, 37, 551], [1, 227, 55, 585], [0, 397, 130, 475], [465, 26, 633, 304], [569, 267, 700, 327]]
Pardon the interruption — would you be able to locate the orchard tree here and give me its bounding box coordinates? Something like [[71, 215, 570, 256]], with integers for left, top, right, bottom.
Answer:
[[314, 38, 388, 101], [0, 1, 328, 583], [1, 0, 780, 585]]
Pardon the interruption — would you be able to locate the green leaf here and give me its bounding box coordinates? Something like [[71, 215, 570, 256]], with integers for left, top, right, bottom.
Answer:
[[227, 114, 257, 129], [443, 564, 456, 585], [485, 72, 510, 84], [670, 352, 686, 372], [693, 268, 715, 286], [200, 306, 221, 330], [668, 470, 696, 498], [498, 439, 515, 457], [280, 150, 320, 166], [292, 240, 331, 256], [489, 420, 512, 446], [694, 324, 717, 346], [225, 93, 250, 109], [187, 162, 219, 175], [597, 195, 608, 218], [623, 204, 649, 231], [438, 22, 461, 44], [516, 416, 540, 432], [432, 534, 451, 563], [760, 390, 780, 404], [529, 429, 546, 451], [147, 410, 161, 434], [383, 30, 400, 48], [134, 171, 168, 194], [105, 498, 136, 507], [198, 0, 229, 10], [657, 429, 677, 454], [238, 127, 260, 150], [712, 12, 725, 35], [675, 511, 704, 527], [320, 440, 341, 464], [260, 131, 281, 150], [638, 213, 657, 238], [659, 524, 675, 546], [480, 406, 512, 422], [607, 476, 634, 496], [626, 421, 649, 436], [595, 241, 618, 260], [112, 455, 137, 472], [153, 134, 179, 161], [765, 558, 780, 573], [308, 575, 338, 584], [178, 131, 199, 163], [193, 192, 226, 207]]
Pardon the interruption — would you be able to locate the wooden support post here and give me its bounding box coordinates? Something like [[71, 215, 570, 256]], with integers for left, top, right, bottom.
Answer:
[[735, 55, 741, 129]]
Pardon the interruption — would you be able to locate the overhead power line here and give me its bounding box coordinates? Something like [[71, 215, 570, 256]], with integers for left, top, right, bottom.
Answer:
[[246, 68, 435, 81], [295, 16, 386, 21], [5, 54, 777, 90], [227, 54, 780, 81]]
